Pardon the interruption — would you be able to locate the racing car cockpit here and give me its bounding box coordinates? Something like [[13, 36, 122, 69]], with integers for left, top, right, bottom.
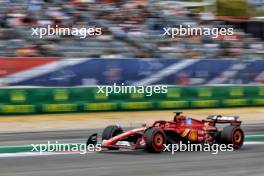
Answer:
[[173, 112, 186, 123]]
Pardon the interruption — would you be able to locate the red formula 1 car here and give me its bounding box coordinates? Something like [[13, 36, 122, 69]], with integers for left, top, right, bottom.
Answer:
[[87, 112, 244, 153]]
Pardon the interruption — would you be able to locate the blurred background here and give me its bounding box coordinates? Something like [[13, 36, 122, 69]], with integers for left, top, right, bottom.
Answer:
[[0, 2, 264, 176], [0, 0, 263, 86]]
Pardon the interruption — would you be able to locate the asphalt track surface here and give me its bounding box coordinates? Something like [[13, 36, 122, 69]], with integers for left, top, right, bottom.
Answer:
[[0, 124, 264, 176]]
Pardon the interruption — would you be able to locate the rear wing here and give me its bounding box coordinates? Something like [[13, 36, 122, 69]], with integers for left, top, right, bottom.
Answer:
[[204, 115, 241, 126]]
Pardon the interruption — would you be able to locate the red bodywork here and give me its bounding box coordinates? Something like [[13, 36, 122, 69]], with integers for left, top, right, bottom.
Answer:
[[101, 115, 242, 150]]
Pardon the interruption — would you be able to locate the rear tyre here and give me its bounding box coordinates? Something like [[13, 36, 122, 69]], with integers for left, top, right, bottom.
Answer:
[[221, 125, 244, 149], [102, 125, 123, 150], [144, 128, 166, 153]]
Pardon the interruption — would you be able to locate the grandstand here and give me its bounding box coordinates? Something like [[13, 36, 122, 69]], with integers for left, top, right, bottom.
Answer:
[[0, 0, 263, 59]]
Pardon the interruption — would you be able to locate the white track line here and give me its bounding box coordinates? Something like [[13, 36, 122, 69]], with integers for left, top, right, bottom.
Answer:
[[0, 151, 95, 158], [244, 141, 264, 145]]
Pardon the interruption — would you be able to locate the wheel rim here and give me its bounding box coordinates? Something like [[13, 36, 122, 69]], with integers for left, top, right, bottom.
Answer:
[[153, 133, 164, 148], [233, 130, 243, 145]]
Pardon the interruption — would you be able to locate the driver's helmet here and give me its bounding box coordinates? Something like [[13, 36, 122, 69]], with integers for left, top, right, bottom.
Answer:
[[174, 113, 186, 122], [180, 114, 186, 120]]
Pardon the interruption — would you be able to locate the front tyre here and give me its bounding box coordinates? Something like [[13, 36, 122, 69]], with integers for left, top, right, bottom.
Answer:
[[144, 128, 166, 153], [221, 125, 244, 149], [102, 125, 123, 140], [102, 125, 123, 150]]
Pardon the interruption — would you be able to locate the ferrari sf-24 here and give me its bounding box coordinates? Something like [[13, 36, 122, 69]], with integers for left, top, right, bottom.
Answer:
[[87, 112, 244, 153]]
